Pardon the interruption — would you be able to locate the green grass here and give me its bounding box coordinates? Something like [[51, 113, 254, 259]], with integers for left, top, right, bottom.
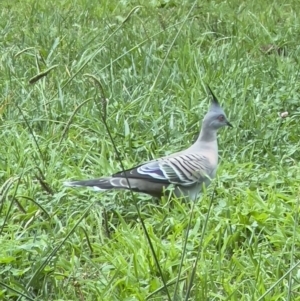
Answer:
[[1, 0, 300, 300]]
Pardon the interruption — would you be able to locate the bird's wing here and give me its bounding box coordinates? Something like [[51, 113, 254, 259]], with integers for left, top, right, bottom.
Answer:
[[112, 153, 214, 186]]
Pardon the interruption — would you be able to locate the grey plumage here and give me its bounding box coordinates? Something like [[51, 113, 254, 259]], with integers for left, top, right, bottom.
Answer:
[[64, 86, 232, 200]]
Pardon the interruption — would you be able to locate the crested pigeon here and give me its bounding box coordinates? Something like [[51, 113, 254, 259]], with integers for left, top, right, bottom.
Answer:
[[64, 87, 232, 200]]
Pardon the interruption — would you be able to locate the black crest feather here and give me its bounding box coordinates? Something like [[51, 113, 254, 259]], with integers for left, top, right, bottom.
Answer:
[[206, 85, 220, 106]]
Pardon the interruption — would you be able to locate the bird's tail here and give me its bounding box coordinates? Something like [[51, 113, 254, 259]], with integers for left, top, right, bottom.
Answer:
[[64, 177, 131, 191]]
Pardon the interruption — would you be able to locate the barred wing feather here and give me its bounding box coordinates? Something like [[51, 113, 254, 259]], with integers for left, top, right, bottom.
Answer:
[[113, 153, 213, 186]]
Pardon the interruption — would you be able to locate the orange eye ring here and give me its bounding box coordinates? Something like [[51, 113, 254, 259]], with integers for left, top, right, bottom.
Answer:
[[218, 115, 225, 121]]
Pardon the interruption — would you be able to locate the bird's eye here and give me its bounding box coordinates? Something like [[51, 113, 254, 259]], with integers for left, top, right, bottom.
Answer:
[[218, 115, 225, 121]]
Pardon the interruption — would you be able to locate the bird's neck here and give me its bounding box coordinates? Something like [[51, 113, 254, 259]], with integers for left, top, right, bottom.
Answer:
[[197, 128, 217, 143]]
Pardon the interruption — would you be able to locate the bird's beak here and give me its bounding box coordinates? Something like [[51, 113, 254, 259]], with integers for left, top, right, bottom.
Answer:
[[226, 121, 233, 127]]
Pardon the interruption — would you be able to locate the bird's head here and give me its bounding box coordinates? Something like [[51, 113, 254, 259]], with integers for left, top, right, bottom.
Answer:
[[202, 86, 232, 130]]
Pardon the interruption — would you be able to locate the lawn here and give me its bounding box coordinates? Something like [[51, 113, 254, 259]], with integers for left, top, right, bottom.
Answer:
[[1, 0, 300, 300]]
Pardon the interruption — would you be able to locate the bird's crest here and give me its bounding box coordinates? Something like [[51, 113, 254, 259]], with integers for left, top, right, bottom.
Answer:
[[206, 85, 220, 106], [206, 85, 224, 114]]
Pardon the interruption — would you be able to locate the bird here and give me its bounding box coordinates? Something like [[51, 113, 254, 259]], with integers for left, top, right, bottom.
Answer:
[[64, 86, 232, 200]]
